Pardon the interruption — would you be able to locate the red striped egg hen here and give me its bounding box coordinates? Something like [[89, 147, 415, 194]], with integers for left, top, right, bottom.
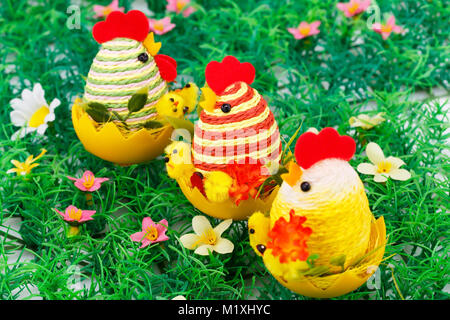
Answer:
[[164, 56, 283, 220]]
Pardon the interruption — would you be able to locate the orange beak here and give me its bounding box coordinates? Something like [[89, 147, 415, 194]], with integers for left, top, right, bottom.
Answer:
[[281, 161, 303, 187]]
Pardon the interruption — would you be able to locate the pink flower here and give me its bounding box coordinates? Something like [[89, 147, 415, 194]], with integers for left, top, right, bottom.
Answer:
[[287, 21, 321, 40], [130, 217, 169, 249], [149, 17, 176, 35], [372, 15, 405, 40], [337, 0, 371, 17], [55, 205, 95, 223], [67, 170, 109, 192], [93, 0, 124, 19], [166, 0, 196, 17]]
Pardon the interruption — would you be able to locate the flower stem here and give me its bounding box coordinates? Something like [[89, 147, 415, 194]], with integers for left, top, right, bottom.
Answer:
[[68, 225, 80, 237], [85, 193, 93, 206], [357, 130, 368, 147]]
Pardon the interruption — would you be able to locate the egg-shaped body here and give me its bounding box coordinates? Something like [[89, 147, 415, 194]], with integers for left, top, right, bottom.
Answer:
[[84, 37, 168, 131], [192, 81, 282, 172], [270, 158, 373, 268]]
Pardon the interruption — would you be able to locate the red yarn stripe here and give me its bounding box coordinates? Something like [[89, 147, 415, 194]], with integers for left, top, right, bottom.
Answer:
[[193, 129, 280, 157], [207, 81, 254, 113], [194, 111, 276, 141], [201, 94, 267, 125], [222, 82, 241, 95], [193, 145, 282, 172]]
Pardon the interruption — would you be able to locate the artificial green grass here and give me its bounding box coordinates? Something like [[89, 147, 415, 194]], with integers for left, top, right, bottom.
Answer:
[[0, 0, 449, 300]]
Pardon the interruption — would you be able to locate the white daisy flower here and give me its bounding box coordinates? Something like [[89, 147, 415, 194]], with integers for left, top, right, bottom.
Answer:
[[10, 83, 60, 140]]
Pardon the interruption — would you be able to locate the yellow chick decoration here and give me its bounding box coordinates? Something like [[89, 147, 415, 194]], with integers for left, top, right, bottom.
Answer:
[[248, 211, 271, 257], [174, 82, 199, 114], [203, 171, 233, 203], [249, 127, 386, 298], [156, 83, 199, 119], [164, 141, 194, 179], [164, 141, 234, 203], [156, 92, 185, 119]]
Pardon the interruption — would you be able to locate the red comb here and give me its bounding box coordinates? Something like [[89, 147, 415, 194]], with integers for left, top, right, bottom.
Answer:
[[205, 56, 255, 95], [154, 54, 177, 82], [294, 127, 356, 169], [93, 10, 149, 44]]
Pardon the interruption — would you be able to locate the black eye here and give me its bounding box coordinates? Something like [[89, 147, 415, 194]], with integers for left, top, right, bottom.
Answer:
[[173, 108, 178, 113], [185, 83, 191, 88], [170, 98, 175, 102], [301, 182, 311, 192], [256, 244, 266, 254], [138, 53, 149, 63], [221, 103, 231, 113], [249, 228, 255, 234], [164, 157, 169, 163]]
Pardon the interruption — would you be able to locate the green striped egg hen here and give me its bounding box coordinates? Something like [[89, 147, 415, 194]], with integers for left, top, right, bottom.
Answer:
[[84, 10, 178, 131]]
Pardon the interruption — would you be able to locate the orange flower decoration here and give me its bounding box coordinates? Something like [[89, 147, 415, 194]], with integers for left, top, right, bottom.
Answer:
[[267, 209, 312, 263], [225, 158, 267, 206]]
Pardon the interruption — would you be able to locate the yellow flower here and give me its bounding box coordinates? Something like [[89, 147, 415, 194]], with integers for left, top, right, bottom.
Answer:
[[6, 149, 47, 176], [179, 215, 234, 255], [349, 112, 386, 130], [357, 142, 411, 182]]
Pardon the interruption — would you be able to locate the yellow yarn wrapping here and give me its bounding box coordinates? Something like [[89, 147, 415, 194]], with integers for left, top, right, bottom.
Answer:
[[263, 216, 386, 295], [270, 174, 372, 269]]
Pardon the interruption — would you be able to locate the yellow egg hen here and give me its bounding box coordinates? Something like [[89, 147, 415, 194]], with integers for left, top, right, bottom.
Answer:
[[248, 127, 387, 298]]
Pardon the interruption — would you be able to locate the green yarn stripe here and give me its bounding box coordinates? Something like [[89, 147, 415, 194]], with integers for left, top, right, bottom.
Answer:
[[85, 81, 161, 97], [95, 51, 144, 62], [90, 61, 153, 74], [87, 68, 159, 86], [101, 38, 140, 49], [87, 84, 166, 109], [101, 41, 140, 52]]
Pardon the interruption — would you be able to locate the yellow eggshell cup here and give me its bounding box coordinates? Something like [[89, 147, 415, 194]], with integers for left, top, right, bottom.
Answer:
[[71, 99, 173, 166], [176, 176, 280, 221], [264, 216, 386, 299]]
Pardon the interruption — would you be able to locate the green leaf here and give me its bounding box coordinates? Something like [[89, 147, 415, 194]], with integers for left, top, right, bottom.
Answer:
[[330, 254, 346, 272], [128, 87, 148, 113], [111, 111, 124, 121], [85, 103, 111, 123], [306, 253, 320, 268], [164, 116, 194, 138], [88, 102, 109, 113], [142, 120, 164, 129], [301, 265, 329, 277], [255, 164, 288, 198]]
